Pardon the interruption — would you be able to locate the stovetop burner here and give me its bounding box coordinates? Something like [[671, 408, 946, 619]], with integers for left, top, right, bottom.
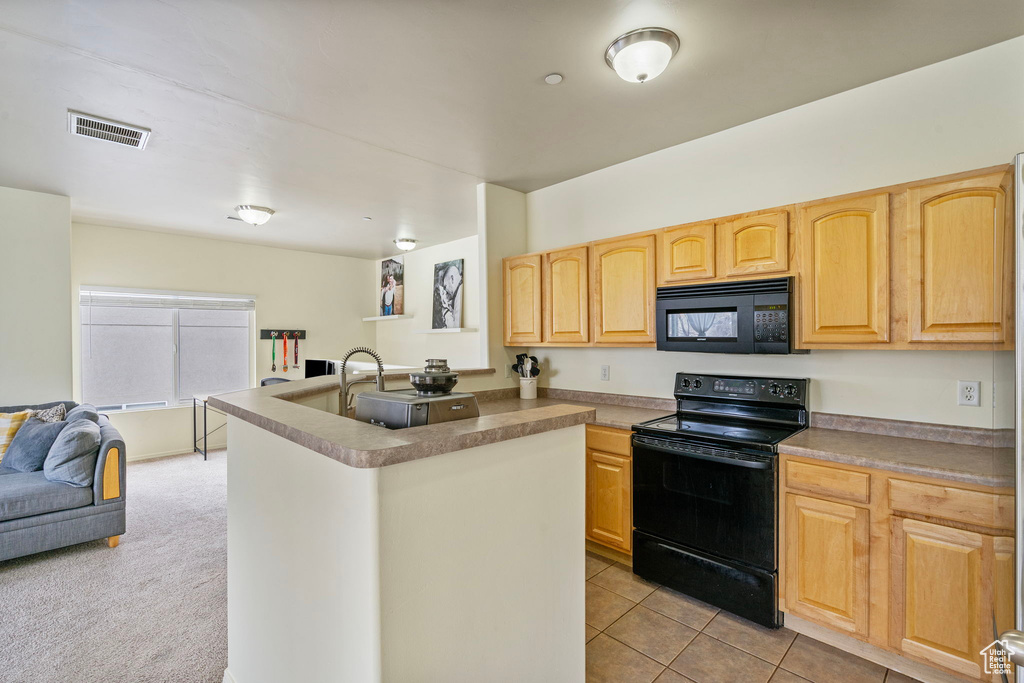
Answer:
[[632, 372, 809, 452]]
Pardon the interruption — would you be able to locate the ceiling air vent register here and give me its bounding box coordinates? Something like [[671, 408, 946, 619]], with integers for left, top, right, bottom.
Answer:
[[67, 110, 151, 149]]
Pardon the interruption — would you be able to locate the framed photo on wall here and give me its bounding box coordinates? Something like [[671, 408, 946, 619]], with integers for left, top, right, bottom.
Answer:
[[432, 259, 463, 329], [380, 256, 404, 316]]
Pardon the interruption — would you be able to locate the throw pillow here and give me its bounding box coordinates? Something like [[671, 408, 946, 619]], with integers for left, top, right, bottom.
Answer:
[[65, 404, 100, 424], [0, 410, 32, 463], [43, 418, 101, 487], [32, 403, 67, 423], [2, 417, 68, 472]]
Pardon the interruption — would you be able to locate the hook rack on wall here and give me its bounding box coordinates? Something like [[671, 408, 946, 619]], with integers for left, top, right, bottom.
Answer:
[[259, 329, 306, 340]]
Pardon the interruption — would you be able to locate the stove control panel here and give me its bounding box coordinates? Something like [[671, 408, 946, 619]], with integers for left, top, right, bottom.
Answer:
[[674, 373, 808, 405]]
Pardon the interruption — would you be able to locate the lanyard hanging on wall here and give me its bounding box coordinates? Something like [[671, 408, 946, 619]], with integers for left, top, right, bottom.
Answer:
[[271, 332, 277, 372], [283, 333, 289, 373], [293, 333, 300, 368]]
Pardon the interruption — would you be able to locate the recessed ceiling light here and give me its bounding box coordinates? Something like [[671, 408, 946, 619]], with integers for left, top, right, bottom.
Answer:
[[605, 27, 680, 83], [394, 238, 417, 251], [234, 205, 275, 226], [544, 73, 564, 85], [363, 216, 373, 221]]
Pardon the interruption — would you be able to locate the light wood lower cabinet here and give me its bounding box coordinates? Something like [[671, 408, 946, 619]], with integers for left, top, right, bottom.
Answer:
[[890, 517, 988, 679], [781, 454, 1015, 682], [784, 494, 870, 637], [585, 425, 632, 554]]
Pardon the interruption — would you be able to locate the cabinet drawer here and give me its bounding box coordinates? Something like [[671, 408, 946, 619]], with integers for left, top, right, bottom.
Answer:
[[889, 478, 1013, 530], [786, 460, 870, 503], [586, 425, 631, 457]]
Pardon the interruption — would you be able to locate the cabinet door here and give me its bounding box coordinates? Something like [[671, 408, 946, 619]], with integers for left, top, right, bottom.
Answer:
[[592, 234, 656, 344], [586, 449, 631, 553], [906, 172, 1010, 343], [543, 246, 589, 343], [503, 254, 542, 345], [799, 194, 889, 344], [720, 211, 789, 277], [784, 494, 870, 636], [891, 518, 984, 679], [658, 222, 715, 284]]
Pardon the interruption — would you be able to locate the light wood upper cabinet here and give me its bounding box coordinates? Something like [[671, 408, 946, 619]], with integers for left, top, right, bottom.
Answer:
[[585, 448, 631, 553], [502, 253, 542, 345], [543, 246, 589, 343], [799, 193, 890, 344], [906, 171, 1011, 343], [592, 234, 657, 344], [785, 493, 870, 637], [720, 211, 789, 277], [891, 518, 986, 679], [658, 222, 716, 285]]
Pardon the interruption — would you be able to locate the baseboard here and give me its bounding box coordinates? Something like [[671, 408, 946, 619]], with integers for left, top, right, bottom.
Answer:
[[222, 668, 237, 683], [126, 446, 225, 463], [781, 613, 971, 683]]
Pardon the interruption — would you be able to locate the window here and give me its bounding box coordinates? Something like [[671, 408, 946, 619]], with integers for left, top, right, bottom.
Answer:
[[80, 288, 254, 410]]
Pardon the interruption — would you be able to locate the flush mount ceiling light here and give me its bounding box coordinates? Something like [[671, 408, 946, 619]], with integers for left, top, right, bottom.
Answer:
[[605, 27, 680, 84], [234, 205, 275, 226], [393, 238, 418, 251], [544, 73, 564, 85]]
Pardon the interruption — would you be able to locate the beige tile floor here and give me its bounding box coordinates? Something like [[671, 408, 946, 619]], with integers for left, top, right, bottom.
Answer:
[[585, 552, 922, 683]]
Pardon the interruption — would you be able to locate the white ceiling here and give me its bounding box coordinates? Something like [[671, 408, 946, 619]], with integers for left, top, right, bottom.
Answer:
[[0, 1, 1021, 257]]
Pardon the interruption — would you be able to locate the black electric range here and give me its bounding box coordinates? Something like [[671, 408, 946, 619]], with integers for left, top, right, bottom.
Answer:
[[631, 372, 809, 628]]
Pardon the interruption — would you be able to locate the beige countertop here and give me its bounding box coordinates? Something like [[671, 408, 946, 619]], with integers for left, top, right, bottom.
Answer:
[[211, 376, 1012, 486], [208, 375, 595, 469], [780, 427, 1014, 488]]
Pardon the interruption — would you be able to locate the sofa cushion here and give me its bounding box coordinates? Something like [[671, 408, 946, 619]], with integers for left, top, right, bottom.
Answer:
[[0, 467, 18, 475], [65, 404, 100, 424], [3, 417, 69, 472], [32, 403, 67, 423], [0, 471, 93, 522], [0, 410, 32, 462], [44, 419, 101, 487]]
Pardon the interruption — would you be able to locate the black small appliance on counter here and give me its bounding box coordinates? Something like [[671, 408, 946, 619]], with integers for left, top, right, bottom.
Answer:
[[631, 372, 809, 628]]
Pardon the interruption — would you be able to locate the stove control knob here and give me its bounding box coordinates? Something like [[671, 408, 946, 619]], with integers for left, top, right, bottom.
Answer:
[[784, 384, 798, 398], [692, 379, 703, 389], [768, 382, 782, 396], [680, 377, 691, 389]]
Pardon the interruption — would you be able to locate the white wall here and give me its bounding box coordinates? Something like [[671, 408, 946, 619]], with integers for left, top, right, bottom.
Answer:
[[0, 187, 72, 405], [374, 236, 483, 369], [525, 37, 1024, 429], [72, 223, 375, 459]]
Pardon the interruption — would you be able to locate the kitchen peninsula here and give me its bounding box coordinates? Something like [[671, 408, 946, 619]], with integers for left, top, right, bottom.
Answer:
[[210, 375, 595, 683]]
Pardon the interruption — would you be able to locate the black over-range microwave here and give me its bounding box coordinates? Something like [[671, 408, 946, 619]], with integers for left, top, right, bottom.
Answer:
[[655, 277, 800, 354]]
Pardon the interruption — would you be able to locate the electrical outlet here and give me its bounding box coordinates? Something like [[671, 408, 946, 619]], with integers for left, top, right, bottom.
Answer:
[[600, 365, 610, 381], [958, 380, 980, 407]]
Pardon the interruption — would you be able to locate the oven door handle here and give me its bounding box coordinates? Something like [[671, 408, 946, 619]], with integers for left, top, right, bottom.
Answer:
[[633, 437, 772, 470]]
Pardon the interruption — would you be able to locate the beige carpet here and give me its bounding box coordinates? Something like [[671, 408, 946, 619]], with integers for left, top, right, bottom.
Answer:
[[0, 450, 228, 683]]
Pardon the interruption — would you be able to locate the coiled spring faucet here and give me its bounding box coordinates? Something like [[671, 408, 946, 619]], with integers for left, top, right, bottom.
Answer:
[[338, 347, 386, 418]]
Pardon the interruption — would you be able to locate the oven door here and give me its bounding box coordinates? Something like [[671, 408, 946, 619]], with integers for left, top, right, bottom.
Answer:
[[656, 293, 754, 353], [632, 434, 777, 571]]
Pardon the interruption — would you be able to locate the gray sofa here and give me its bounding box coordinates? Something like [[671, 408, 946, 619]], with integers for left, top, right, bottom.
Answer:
[[0, 401, 126, 562]]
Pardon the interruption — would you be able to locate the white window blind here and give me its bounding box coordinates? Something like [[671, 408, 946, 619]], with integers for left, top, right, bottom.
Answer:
[[80, 289, 254, 410]]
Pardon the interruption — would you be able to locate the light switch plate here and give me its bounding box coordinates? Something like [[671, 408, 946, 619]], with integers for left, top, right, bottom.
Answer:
[[958, 380, 980, 407]]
